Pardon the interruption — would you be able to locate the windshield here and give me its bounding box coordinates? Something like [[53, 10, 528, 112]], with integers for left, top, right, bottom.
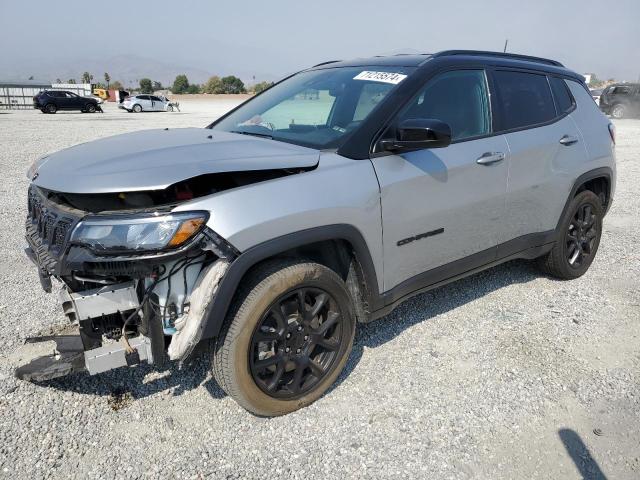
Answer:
[[211, 66, 416, 149]]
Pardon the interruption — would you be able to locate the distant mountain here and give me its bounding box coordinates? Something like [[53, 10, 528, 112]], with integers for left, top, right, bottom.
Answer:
[[0, 54, 279, 87]]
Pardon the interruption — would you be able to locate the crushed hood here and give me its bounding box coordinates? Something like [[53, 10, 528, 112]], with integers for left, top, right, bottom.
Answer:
[[32, 128, 320, 194]]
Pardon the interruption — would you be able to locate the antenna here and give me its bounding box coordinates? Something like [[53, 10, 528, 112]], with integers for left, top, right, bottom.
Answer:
[[503, 39, 509, 53]]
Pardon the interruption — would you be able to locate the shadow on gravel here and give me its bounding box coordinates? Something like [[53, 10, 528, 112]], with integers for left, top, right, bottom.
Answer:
[[39, 259, 541, 405], [42, 347, 226, 402], [331, 259, 541, 392], [558, 428, 607, 480]]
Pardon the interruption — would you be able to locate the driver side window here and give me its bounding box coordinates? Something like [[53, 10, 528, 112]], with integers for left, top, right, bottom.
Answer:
[[396, 69, 491, 141]]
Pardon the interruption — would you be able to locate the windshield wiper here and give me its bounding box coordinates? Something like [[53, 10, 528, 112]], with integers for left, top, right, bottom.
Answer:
[[230, 130, 273, 139]]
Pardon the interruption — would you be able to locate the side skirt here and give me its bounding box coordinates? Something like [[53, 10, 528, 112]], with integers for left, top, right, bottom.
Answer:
[[367, 231, 555, 322]]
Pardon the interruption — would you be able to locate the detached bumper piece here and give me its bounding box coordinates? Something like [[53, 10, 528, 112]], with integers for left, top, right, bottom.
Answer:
[[14, 334, 154, 381]]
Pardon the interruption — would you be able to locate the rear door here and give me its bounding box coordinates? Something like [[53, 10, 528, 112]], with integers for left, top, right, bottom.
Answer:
[[372, 69, 509, 291], [137, 95, 152, 110], [492, 70, 587, 247]]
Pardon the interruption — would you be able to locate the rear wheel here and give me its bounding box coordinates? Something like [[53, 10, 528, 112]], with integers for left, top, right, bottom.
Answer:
[[132, 104, 142, 113], [213, 260, 355, 416], [45, 103, 57, 114], [611, 103, 626, 119], [537, 190, 603, 279]]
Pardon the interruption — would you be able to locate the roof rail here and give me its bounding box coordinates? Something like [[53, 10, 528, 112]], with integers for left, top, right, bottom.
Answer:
[[312, 60, 342, 67], [433, 50, 564, 67]]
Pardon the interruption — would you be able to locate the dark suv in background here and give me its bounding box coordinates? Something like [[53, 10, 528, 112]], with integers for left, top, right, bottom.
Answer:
[[33, 90, 101, 114], [599, 83, 640, 118]]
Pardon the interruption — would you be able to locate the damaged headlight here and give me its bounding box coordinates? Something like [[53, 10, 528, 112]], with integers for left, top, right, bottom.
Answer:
[[71, 211, 208, 253]]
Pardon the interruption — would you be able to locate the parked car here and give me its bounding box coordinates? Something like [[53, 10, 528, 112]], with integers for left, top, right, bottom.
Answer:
[[599, 83, 640, 118], [33, 90, 102, 114], [20, 50, 615, 416], [121, 94, 179, 112], [590, 88, 603, 105]]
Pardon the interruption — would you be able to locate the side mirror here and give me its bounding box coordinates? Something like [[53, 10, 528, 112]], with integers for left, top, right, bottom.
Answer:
[[381, 119, 452, 153]]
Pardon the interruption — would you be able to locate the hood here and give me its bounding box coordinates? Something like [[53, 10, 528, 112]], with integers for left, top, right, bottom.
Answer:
[[32, 128, 320, 194]]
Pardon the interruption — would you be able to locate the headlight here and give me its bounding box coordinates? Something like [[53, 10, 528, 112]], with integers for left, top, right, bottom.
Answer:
[[71, 211, 208, 253]]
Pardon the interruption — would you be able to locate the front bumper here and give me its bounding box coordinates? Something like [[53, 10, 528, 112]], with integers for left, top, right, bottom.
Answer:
[[19, 186, 237, 381]]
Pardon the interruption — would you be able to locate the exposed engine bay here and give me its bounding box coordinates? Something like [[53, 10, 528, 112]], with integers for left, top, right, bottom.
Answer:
[[17, 183, 240, 381]]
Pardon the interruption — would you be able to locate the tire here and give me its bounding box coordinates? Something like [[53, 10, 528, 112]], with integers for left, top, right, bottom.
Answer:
[[85, 103, 96, 113], [611, 103, 626, 119], [537, 190, 603, 280], [132, 104, 142, 113], [213, 259, 356, 416], [45, 103, 57, 114]]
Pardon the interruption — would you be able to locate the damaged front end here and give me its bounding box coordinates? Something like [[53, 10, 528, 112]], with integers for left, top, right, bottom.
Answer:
[[17, 185, 237, 381]]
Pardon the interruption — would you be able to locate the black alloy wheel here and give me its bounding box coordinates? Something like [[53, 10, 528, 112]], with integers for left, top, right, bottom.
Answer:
[[537, 190, 603, 279], [249, 287, 343, 398], [566, 203, 598, 268], [45, 103, 57, 114]]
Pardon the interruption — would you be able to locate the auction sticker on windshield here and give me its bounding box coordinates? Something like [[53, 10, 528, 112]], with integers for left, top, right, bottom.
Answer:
[[353, 71, 407, 84]]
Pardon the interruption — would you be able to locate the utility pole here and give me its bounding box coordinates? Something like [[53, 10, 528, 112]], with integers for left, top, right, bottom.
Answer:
[[503, 39, 509, 53]]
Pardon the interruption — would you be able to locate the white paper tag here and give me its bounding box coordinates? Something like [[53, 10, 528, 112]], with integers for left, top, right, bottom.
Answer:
[[353, 71, 408, 85]]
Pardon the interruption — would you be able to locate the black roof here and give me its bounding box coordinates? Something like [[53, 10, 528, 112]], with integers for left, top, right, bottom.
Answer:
[[311, 50, 580, 80]]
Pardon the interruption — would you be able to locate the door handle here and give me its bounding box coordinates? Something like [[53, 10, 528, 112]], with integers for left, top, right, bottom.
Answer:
[[476, 152, 505, 165], [559, 135, 579, 146]]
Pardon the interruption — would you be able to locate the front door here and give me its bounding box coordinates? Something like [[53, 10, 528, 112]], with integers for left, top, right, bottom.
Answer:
[[372, 69, 509, 292]]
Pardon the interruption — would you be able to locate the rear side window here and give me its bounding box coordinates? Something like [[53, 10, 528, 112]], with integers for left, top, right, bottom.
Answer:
[[549, 77, 574, 114], [494, 70, 556, 130]]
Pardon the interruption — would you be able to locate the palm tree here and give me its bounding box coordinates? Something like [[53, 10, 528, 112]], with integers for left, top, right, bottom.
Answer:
[[104, 72, 110, 88]]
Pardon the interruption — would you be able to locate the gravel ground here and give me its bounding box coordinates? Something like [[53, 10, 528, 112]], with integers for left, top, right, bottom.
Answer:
[[0, 101, 638, 479]]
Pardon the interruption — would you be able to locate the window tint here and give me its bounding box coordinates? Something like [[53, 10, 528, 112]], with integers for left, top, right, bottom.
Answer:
[[494, 70, 556, 130], [610, 86, 630, 95], [549, 77, 574, 114], [396, 70, 491, 141], [150, 96, 162, 101]]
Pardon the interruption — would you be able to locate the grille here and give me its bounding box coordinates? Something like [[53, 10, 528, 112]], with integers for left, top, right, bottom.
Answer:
[[26, 187, 77, 273]]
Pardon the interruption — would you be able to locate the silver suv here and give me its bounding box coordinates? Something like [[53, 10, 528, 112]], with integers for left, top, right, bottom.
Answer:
[[21, 50, 616, 416]]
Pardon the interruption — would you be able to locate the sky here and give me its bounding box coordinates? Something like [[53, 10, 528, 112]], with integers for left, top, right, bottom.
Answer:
[[1, 0, 639, 84]]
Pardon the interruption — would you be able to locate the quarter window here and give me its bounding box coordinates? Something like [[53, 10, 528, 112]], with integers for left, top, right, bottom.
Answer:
[[549, 77, 574, 114], [494, 70, 556, 130], [395, 70, 491, 141]]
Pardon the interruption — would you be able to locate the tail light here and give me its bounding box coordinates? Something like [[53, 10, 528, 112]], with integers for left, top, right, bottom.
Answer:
[[608, 123, 615, 145]]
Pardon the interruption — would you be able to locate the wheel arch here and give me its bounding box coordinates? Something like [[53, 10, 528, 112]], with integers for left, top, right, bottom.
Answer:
[[201, 224, 381, 340], [556, 167, 613, 233]]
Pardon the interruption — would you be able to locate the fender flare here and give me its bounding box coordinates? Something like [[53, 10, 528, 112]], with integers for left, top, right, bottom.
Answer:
[[555, 167, 613, 234], [201, 224, 381, 339]]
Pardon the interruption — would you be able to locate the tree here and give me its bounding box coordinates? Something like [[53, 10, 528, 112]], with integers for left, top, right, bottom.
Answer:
[[253, 81, 274, 94], [55, 78, 62, 84], [186, 84, 201, 94], [203, 75, 223, 94], [110, 80, 124, 90], [139, 78, 153, 94], [172, 74, 190, 94], [219, 76, 246, 94], [67, 79, 76, 84], [104, 72, 111, 87], [152, 80, 163, 91], [81, 72, 93, 84]]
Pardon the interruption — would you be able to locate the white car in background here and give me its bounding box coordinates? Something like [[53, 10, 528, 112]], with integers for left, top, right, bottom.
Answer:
[[121, 94, 179, 112]]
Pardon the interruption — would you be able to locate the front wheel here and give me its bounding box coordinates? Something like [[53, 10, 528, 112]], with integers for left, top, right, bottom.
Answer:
[[611, 103, 626, 119], [213, 260, 356, 416], [85, 103, 96, 113], [537, 190, 603, 279]]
